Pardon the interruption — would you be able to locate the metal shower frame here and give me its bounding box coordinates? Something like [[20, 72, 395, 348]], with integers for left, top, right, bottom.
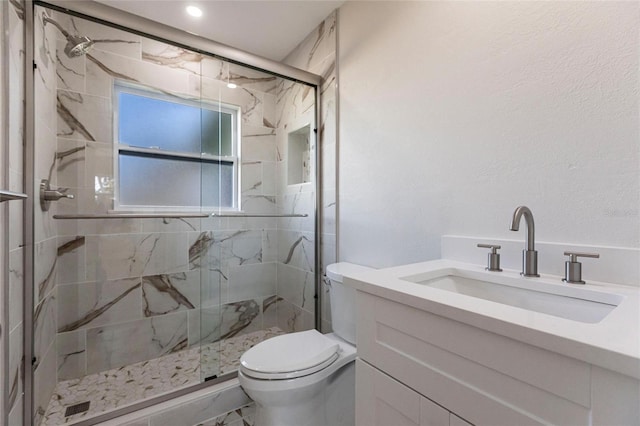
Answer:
[[23, 1, 324, 423]]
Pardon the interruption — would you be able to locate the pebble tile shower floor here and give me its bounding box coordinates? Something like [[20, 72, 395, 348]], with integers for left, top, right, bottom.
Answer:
[[43, 327, 283, 425]]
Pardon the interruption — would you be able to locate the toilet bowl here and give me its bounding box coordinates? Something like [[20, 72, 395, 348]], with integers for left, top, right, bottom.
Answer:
[[238, 262, 373, 426]]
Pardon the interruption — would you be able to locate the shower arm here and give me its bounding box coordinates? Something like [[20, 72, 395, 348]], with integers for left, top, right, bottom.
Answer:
[[42, 14, 71, 38]]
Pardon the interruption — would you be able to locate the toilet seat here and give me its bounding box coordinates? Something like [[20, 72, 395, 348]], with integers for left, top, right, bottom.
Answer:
[[240, 330, 340, 380]]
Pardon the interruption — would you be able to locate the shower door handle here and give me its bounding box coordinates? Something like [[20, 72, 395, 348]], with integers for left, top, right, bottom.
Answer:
[[0, 189, 28, 202]]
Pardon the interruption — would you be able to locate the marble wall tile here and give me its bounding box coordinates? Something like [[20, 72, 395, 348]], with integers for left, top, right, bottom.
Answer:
[[189, 299, 262, 346], [141, 217, 202, 234], [283, 11, 336, 73], [85, 141, 113, 188], [141, 38, 202, 75], [55, 186, 114, 219], [195, 76, 265, 128], [279, 230, 315, 272], [85, 48, 191, 98], [57, 216, 142, 237], [228, 63, 278, 95], [323, 189, 336, 236], [34, 237, 57, 306], [213, 229, 263, 268], [34, 341, 57, 426], [34, 8, 58, 134], [34, 289, 57, 370], [189, 231, 215, 271], [277, 191, 315, 232], [56, 138, 85, 188], [262, 295, 280, 329], [241, 161, 263, 196], [9, 248, 24, 331], [142, 271, 200, 317], [57, 278, 141, 332], [57, 89, 111, 142], [276, 263, 315, 312], [57, 235, 86, 284], [8, 182, 24, 249], [262, 230, 278, 263], [227, 263, 276, 303], [201, 56, 225, 80], [261, 161, 277, 196], [275, 298, 314, 334], [8, 395, 23, 426], [262, 93, 276, 129], [276, 81, 315, 131], [85, 233, 189, 281], [242, 194, 277, 215], [200, 267, 225, 309], [86, 312, 188, 374], [8, 325, 24, 419], [52, 11, 142, 59], [56, 39, 85, 92], [57, 330, 86, 380], [8, 4, 25, 180], [241, 125, 276, 162]]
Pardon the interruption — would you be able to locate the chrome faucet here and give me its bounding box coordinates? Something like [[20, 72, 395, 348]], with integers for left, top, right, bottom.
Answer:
[[510, 206, 540, 277]]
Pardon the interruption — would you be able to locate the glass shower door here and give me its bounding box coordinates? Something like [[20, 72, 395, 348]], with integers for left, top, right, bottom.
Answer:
[[30, 6, 222, 424]]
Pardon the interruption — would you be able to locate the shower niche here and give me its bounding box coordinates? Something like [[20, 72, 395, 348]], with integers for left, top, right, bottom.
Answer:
[[287, 124, 312, 185]]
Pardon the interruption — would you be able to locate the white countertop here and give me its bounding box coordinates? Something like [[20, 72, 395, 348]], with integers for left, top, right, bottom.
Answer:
[[344, 259, 640, 379]]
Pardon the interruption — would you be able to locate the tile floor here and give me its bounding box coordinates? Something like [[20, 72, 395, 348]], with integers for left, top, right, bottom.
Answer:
[[43, 327, 283, 425]]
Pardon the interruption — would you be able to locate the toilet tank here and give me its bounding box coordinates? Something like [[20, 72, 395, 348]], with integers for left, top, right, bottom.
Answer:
[[326, 263, 374, 345]]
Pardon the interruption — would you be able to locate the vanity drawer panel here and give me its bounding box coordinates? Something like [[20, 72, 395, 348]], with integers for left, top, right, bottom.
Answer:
[[356, 359, 422, 426], [356, 292, 592, 425]]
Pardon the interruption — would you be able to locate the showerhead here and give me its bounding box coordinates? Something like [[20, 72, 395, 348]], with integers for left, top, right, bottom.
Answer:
[[64, 35, 95, 58], [42, 15, 94, 58]]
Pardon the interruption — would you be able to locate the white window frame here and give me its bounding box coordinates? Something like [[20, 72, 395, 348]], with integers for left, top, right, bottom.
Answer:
[[112, 81, 241, 212]]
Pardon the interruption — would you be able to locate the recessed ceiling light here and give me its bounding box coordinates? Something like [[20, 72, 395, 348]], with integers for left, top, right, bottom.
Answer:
[[186, 5, 203, 18], [227, 83, 237, 89]]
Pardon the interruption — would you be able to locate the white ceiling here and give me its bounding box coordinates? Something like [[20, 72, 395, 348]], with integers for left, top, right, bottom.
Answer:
[[96, 0, 344, 61]]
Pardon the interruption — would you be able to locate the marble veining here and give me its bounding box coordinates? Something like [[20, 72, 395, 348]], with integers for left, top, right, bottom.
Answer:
[[9, 0, 25, 20], [57, 92, 95, 141], [142, 273, 198, 317], [42, 327, 283, 425]]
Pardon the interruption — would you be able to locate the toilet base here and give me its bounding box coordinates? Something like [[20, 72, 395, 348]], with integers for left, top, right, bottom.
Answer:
[[244, 361, 355, 426]]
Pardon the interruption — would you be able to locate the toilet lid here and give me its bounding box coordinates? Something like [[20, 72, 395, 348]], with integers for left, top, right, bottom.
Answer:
[[240, 330, 339, 380]]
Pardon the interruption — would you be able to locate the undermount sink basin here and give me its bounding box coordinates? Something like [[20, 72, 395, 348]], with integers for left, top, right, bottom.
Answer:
[[402, 271, 624, 324]]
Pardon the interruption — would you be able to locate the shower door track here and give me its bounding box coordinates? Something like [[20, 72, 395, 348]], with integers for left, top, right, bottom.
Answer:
[[24, 0, 324, 424]]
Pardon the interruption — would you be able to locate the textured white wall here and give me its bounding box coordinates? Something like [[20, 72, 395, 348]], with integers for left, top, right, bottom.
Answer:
[[338, 1, 639, 268]]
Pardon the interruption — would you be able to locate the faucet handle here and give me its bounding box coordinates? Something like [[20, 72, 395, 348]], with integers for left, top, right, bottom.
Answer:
[[477, 244, 502, 271], [563, 251, 599, 284]]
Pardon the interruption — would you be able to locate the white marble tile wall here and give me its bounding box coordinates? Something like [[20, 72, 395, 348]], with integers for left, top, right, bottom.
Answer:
[[274, 10, 338, 332], [5, 0, 26, 423], [31, 6, 61, 424]]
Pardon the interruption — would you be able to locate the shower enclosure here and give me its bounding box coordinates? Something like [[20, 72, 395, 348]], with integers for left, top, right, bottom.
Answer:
[[24, 2, 323, 424]]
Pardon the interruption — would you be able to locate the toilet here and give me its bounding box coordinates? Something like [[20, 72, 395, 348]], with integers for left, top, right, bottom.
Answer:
[[238, 263, 372, 426]]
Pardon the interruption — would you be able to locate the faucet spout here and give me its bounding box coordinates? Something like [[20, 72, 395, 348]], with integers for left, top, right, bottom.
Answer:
[[510, 205, 539, 277], [510, 205, 535, 251]]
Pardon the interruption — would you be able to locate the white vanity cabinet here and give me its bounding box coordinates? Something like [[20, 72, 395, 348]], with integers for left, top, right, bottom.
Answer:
[[357, 358, 470, 426], [354, 291, 640, 426]]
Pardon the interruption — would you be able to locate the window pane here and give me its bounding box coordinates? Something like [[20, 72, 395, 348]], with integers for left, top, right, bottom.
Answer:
[[201, 162, 234, 208], [118, 92, 203, 153], [201, 110, 233, 157], [119, 154, 202, 207]]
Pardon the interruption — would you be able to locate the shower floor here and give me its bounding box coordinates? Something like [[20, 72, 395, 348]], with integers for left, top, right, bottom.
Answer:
[[42, 327, 284, 426]]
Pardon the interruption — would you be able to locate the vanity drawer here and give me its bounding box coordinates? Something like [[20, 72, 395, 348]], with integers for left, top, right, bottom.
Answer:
[[356, 292, 592, 426], [357, 358, 456, 426]]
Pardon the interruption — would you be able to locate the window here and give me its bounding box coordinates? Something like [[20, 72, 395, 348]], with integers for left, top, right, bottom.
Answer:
[[114, 82, 240, 211]]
